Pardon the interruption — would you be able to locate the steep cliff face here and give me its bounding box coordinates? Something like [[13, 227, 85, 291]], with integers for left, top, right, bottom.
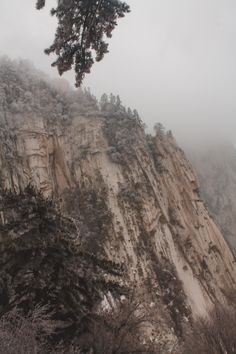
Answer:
[[188, 143, 236, 252], [1, 59, 236, 336]]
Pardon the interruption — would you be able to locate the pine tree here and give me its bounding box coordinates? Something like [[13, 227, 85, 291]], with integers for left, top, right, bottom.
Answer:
[[154, 122, 165, 137], [116, 94, 121, 108], [109, 93, 116, 106], [36, 0, 130, 86], [133, 109, 142, 125], [127, 107, 133, 118], [100, 93, 109, 111]]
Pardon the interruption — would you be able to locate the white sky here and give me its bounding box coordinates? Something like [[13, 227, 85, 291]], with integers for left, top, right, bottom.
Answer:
[[1, 0, 236, 144]]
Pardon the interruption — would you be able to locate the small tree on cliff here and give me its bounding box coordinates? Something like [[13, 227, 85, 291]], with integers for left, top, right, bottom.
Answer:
[[36, 0, 130, 87], [154, 123, 165, 137]]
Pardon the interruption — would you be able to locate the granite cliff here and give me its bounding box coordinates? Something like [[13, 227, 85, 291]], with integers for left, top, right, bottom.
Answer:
[[0, 58, 236, 350]]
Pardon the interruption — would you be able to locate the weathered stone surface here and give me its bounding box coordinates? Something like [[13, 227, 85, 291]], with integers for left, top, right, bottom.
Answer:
[[1, 59, 236, 344], [1, 106, 236, 318]]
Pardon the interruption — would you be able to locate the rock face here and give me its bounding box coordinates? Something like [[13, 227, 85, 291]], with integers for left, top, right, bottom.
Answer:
[[188, 143, 236, 253], [1, 59, 236, 336]]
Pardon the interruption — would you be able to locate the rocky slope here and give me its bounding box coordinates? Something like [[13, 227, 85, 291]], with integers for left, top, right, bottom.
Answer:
[[1, 58, 236, 347], [188, 142, 236, 252]]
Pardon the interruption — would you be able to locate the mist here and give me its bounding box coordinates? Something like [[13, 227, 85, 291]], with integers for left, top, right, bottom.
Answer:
[[1, 0, 236, 145]]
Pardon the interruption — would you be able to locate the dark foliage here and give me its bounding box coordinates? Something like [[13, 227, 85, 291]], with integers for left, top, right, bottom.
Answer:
[[79, 290, 161, 354], [0, 186, 123, 347], [0, 290, 161, 354], [36, 0, 130, 86], [62, 182, 114, 256], [0, 306, 55, 354], [147, 250, 191, 337]]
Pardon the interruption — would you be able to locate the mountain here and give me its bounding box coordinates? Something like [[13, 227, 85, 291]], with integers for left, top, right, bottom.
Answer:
[[0, 57, 236, 350], [188, 142, 236, 253]]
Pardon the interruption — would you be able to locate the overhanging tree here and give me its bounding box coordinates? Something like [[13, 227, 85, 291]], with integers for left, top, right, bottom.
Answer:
[[36, 0, 130, 86]]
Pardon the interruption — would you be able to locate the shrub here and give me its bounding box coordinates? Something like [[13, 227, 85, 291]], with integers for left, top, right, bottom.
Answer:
[[78, 290, 161, 354], [0, 306, 55, 354], [183, 303, 236, 354]]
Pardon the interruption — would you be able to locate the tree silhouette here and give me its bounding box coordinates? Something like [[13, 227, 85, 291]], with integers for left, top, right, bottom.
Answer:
[[36, 0, 130, 86]]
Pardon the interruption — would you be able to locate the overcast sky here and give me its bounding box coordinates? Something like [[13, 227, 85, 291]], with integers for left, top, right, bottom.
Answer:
[[1, 0, 236, 144]]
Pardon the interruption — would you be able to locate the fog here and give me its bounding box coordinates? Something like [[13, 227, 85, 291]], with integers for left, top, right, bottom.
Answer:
[[1, 0, 236, 144]]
